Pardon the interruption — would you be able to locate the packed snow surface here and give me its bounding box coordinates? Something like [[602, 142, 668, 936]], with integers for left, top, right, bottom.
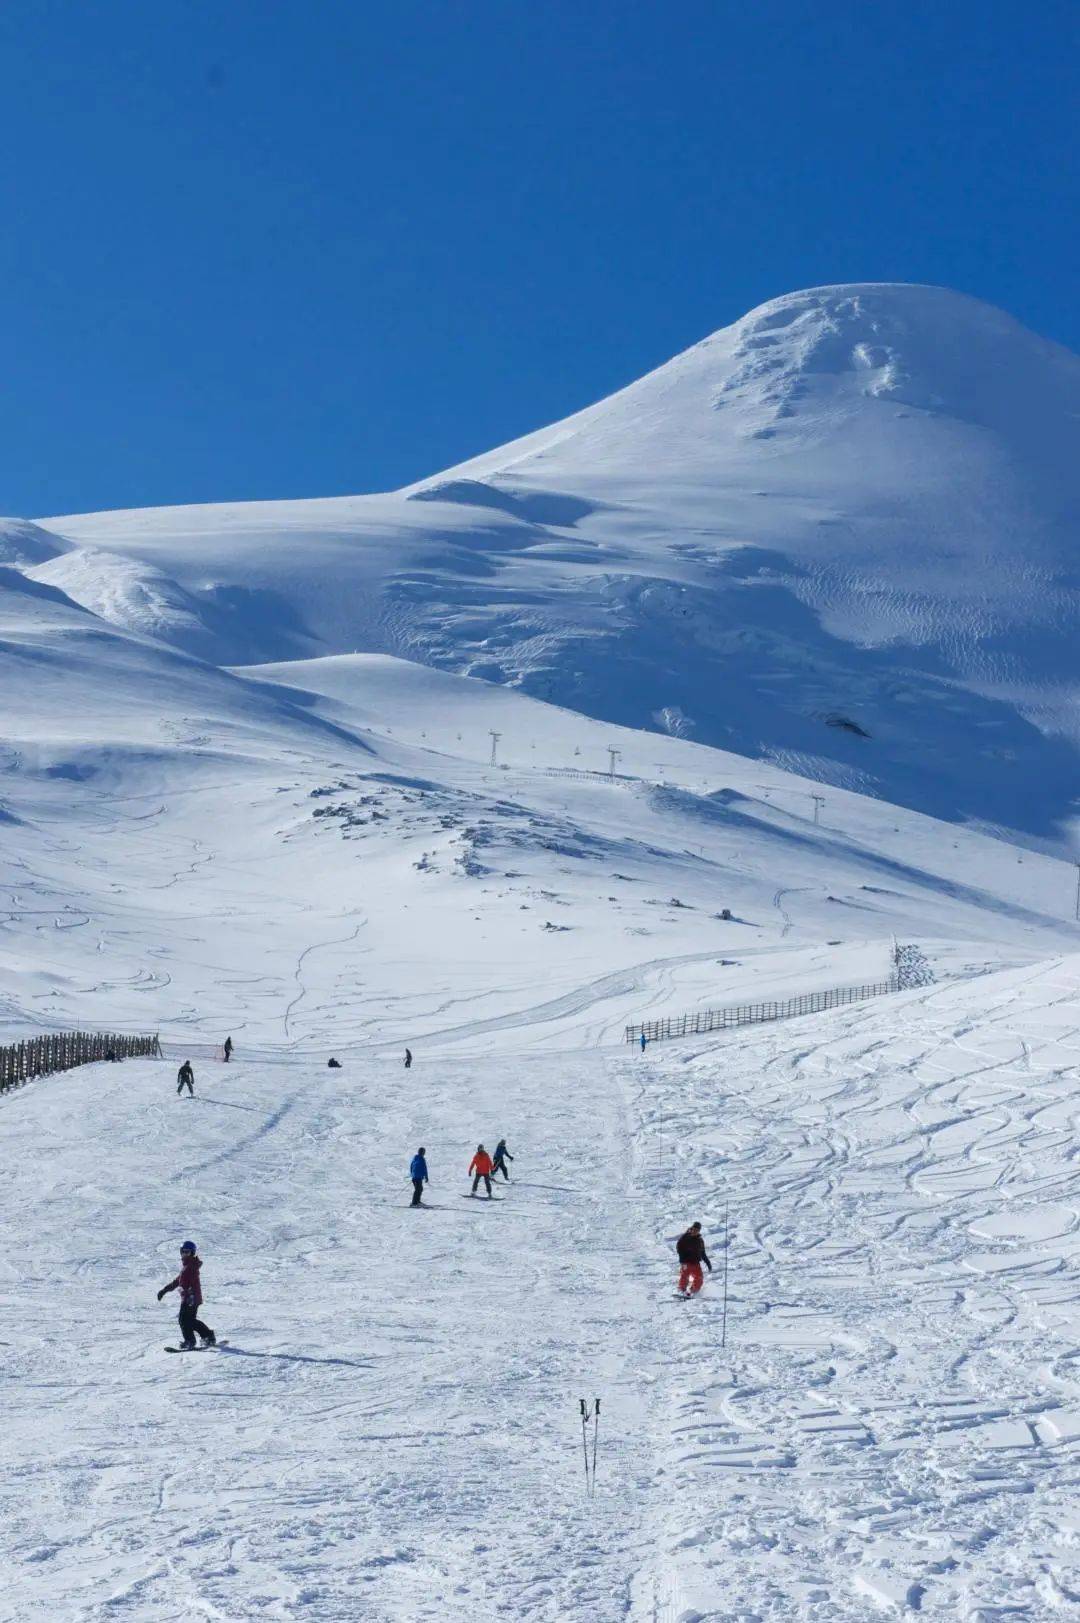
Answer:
[[5, 960, 1080, 1618]]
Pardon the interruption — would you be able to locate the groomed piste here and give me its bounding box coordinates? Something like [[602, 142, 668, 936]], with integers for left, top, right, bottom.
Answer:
[[4, 956, 1080, 1617]]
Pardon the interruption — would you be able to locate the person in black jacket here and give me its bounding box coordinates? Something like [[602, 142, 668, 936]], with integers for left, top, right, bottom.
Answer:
[[176, 1060, 195, 1096], [492, 1138, 513, 1181], [675, 1222, 712, 1296]]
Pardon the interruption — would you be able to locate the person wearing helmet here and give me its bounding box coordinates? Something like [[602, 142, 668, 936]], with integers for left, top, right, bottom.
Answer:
[[157, 1240, 215, 1347], [176, 1060, 195, 1096], [468, 1144, 494, 1198]]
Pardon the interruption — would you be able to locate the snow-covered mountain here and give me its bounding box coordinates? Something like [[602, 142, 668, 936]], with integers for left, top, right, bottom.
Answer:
[[5, 285, 1080, 1621], [29, 282, 1080, 842]]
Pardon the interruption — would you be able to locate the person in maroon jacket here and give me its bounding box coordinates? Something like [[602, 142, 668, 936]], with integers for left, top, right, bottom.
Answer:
[[157, 1240, 216, 1347]]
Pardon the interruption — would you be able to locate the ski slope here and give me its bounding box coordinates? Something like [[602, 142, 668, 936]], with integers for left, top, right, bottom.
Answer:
[[2, 278, 1079, 1618], [4, 957, 1080, 1618], [2, 641, 1077, 1051]]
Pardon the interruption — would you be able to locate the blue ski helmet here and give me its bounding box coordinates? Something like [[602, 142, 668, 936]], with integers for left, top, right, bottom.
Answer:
[[180, 1239, 197, 1254]]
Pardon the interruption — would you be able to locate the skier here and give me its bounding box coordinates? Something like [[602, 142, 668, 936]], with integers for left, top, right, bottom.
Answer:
[[223, 1036, 233, 1063], [404, 1048, 412, 1070], [492, 1138, 514, 1182], [410, 1146, 428, 1207], [469, 1144, 494, 1198], [157, 1239, 216, 1347], [176, 1060, 195, 1096], [640, 1032, 647, 1053], [327, 1057, 342, 1069], [675, 1221, 712, 1297]]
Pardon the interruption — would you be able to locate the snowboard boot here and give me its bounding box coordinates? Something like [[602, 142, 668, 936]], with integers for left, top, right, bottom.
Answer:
[[200, 1331, 216, 1347]]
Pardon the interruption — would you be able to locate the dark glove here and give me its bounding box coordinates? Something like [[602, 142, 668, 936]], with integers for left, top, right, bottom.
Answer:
[[157, 1288, 166, 1301]]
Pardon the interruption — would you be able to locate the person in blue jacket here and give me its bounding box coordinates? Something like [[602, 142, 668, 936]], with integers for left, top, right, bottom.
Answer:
[[640, 1032, 647, 1053], [410, 1147, 429, 1207]]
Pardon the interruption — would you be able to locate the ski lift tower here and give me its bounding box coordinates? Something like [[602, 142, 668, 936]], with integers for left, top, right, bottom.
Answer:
[[489, 731, 501, 768], [607, 747, 621, 782]]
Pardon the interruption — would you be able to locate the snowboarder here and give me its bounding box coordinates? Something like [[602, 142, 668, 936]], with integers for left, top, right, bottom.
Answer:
[[492, 1138, 514, 1181], [176, 1060, 194, 1096], [404, 1048, 412, 1070], [157, 1239, 216, 1347], [640, 1032, 647, 1053], [410, 1146, 428, 1206], [675, 1222, 712, 1296], [223, 1036, 233, 1063], [327, 1057, 342, 1069], [469, 1144, 494, 1198]]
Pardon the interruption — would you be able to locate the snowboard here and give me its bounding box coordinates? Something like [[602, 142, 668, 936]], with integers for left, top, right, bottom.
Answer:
[[460, 1193, 501, 1201], [165, 1339, 228, 1352]]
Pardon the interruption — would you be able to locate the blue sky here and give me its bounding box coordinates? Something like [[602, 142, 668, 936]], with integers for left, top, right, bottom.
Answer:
[[1, 0, 1076, 516]]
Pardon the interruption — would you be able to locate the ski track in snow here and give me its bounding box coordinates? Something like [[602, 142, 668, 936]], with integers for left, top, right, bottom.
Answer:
[[633, 958, 1080, 1619], [4, 958, 1080, 1616]]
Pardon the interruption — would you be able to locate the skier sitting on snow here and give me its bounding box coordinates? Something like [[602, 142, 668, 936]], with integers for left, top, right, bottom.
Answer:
[[492, 1138, 514, 1181], [176, 1060, 195, 1096], [157, 1240, 216, 1348], [675, 1222, 712, 1297], [469, 1144, 494, 1198]]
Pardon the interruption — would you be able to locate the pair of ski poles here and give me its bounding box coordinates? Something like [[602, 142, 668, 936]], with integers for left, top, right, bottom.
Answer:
[[579, 1397, 600, 1495]]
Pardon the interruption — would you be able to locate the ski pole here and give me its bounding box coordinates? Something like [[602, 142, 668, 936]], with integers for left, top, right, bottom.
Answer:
[[591, 1397, 600, 1495], [721, 1200, 730, 1350], [579, 1398, 591, 1494]]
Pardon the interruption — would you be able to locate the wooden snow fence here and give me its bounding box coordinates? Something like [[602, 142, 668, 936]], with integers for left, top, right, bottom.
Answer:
[[625, 977, 899, 1045], [0, 1030, 161, 1093]]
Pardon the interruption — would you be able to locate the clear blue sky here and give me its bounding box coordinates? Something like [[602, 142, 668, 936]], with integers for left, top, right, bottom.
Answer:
[[2, 0, 1076, 516]]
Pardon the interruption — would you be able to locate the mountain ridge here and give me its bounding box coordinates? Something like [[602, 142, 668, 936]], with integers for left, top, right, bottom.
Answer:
[[18, 281, 1080, 842]]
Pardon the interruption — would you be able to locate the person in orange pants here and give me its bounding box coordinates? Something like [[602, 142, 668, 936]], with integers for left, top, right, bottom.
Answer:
[[676, 1222, 712, 1295], [469, 1144, 494, 1197]]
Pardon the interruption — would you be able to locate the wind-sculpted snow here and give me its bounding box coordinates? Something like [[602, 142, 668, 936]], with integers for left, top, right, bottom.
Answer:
[[38, 283, 1080, 838]]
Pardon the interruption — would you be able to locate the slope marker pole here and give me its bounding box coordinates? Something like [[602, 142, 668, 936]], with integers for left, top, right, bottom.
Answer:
[[721, 1201, 730, 1350]]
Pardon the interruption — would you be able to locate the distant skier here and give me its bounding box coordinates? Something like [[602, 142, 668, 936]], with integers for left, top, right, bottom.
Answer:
[[404, 1048, 412, 1070], [410, 1146, 428, 1207], [157, 1239, 216, 1348], [675, 1222, 712, 1297], [176, 1060, 195, 1096], [223, 1036, 233, 1063], [469, 1144, 494, 1198], [492, 1138, 514, 1182], [640, 1032, 647, 1053], [327, 1057, 342, 1069]]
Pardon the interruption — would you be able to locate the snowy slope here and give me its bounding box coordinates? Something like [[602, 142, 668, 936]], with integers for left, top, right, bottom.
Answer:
[[2, 281, 1080, 1620], [4, 957, 1080, 1618], [36, 283, 1080, 839], [3, 616, 1078, 1048]]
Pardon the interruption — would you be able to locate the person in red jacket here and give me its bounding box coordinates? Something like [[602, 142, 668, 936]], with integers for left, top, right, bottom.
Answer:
[[157, 1240, 216, 1347], [675, 1222, 712, 1296], [468, 1144, 494, 1198]]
